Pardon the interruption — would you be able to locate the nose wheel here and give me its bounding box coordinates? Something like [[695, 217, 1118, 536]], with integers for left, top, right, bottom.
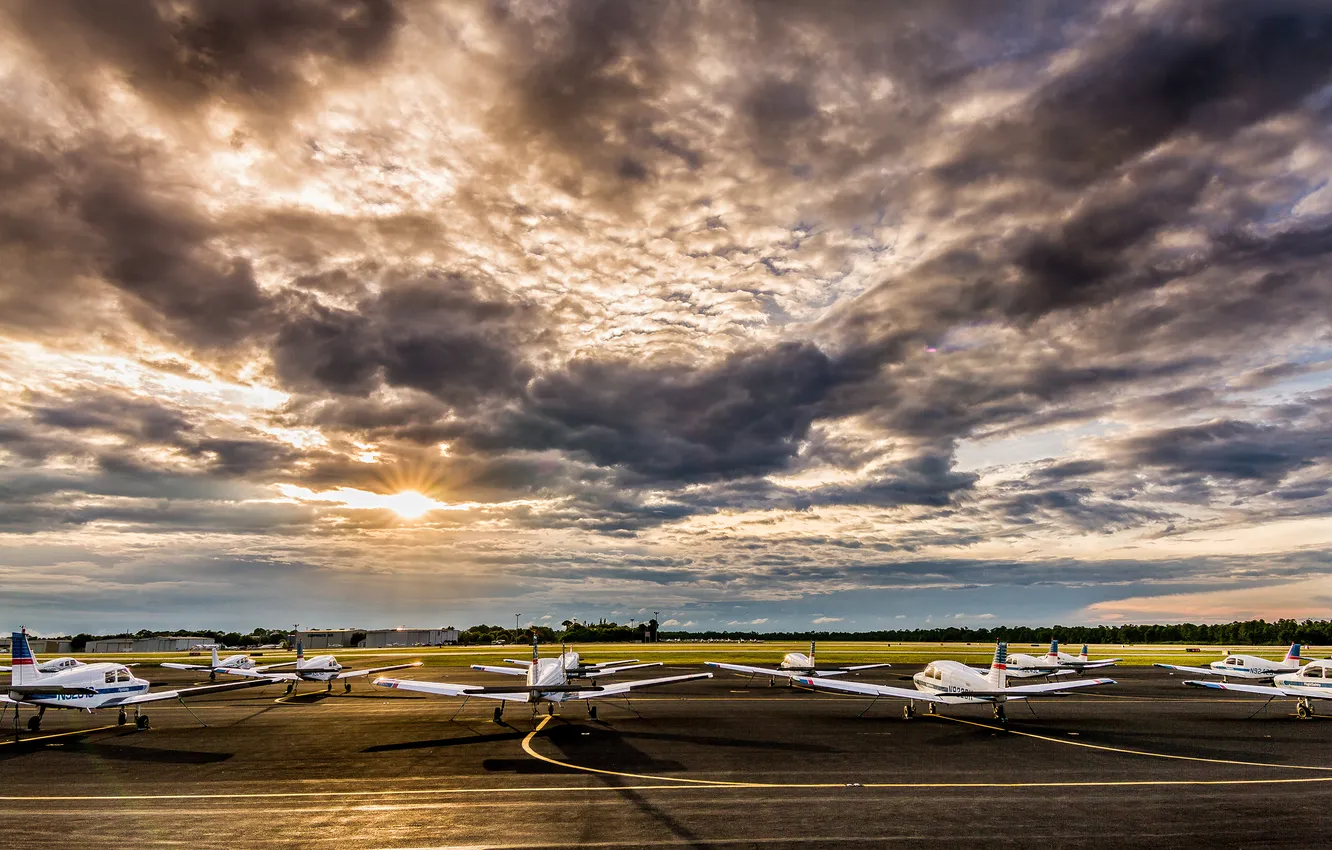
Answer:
[[903, 702, 915, 719], [992, 704, 1007, 724], [1298, 698, 1315, 719]]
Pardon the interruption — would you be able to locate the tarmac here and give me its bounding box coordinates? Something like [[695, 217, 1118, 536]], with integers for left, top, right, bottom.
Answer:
[[3, 664, 1332, 848]]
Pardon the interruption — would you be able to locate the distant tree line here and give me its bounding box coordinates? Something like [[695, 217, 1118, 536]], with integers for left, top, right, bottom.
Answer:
[[62, 627, 293, 652], [661, 619, 1332, 645]]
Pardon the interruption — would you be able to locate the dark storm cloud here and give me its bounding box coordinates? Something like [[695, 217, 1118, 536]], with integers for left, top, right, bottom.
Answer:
[[1116, 418, 1332, 484], [9, 0, 403, 121], [31, 393, 193, 443], [273, 271, 537, 407]]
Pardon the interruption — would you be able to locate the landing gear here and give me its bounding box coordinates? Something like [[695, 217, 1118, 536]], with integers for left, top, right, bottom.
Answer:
[[285, 683, 295, 695], [1298, 698, 1315, 719], [547, 703, 555, 716], [27, 715, 41, 732], [344, 681, 352, 693], [992, 704, 1008, 725], [588, 705, 598, 720], [326, 681, 333, 693], [209, 671, 216, 681], [136, 715, 150, 730], [926, 702, 938, 716], [493, 701, 505, 723], [903, 702, 915, 719], [768, 678, 776, 687], [117, 709, 128, 726]]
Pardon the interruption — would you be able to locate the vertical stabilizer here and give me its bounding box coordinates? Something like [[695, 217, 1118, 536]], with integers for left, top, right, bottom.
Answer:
[[809, 640, 816, 667], [295, 640, 304, 668], [1285, 644, 1302, 666], [211, 646, 221, 668], [1047, 639, 1059, 659], [1079, 644, 1090, 662], [987, 642, 1008, 689], [11, 630, 42, 686]]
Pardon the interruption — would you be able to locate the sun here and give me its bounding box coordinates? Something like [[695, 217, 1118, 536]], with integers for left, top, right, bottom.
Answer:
[[383, 490, 437, 519]]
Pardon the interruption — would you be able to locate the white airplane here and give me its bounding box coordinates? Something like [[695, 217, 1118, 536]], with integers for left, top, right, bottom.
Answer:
[[1154, 644, 1302, 681], [161, 646, 258, 680], [375, 635, 712, 722], [1001, 640, 1121, 678], [1, 630, 270, 733], [1184, 658, 1332, 718], [793, 642, 1116, 724], [705, 641, 891, 685], [1, 655, 86, 674], [487, 644, 662, 679], [211, 641, 422, 694]]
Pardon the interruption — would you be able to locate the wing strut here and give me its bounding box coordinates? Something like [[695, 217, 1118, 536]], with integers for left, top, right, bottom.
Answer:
[[1247, 695, 1278, 720], [177, 696, 209, 727], [857, 696, 880, 718]]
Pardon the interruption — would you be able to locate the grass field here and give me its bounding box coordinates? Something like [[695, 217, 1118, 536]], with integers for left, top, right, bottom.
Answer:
[[45, 641, 1331, 671]]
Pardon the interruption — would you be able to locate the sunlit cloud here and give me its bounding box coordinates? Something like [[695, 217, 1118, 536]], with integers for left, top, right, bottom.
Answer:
[[276, 485, 464, 519]]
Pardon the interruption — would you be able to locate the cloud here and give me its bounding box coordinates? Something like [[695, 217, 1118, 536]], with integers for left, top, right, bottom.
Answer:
[[812, 616, 843, 624]]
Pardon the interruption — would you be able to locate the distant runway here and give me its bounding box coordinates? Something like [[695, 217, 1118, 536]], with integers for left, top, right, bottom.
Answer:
[[4, 666, 1332, 848]]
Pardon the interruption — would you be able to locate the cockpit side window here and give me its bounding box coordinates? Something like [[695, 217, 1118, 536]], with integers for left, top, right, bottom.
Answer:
[[104, 671, 116, 684], [116, 669, 130, 683], [1225, 657, 1239, 665], [1307, 666, 1324, 679]]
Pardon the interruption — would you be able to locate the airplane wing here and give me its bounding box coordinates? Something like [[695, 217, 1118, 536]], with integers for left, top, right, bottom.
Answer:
[[471, 664, 529, 676], [373, 677, 533, 702], [585, 662, 664, 676], [582, 672, 712, 699], [335, 661, 424, 680], [1000, 677, 1116, 695], [160, 662, 211, 671], [704, 661, 794, 678], [1070, 659, 1121, 668], [212, 667, 299, 682], [102, 678, 275, 706], [586, 659, 639, 668], [792, 675, 964, 704], [1154, 663, 1228, 676], [1184, 680, 1332, 700], [502, 659, 534, 666], [844, 663, 893, 672]]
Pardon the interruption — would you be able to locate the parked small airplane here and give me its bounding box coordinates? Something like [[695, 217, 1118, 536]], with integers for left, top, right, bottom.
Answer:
[[1, 630, 270, 733], [793, 642, 1116, 724], [706, 641, 891, 685], [162, 646, 258, 680], [1154, 644, 1302, 681], [486, 645, 662, 679], [1001, 640, 1121, 678], [375, 634, 711, 722], [1, 655, 87, 674], [1184, 658, 1332, 718], [211, 641, 422, 694]]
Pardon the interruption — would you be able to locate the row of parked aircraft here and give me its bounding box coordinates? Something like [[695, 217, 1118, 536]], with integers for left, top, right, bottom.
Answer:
[[6, 630, 1331, 732]]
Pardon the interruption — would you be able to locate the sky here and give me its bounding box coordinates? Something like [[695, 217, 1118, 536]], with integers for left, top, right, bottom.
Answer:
[[3, 0, 1332, 635]]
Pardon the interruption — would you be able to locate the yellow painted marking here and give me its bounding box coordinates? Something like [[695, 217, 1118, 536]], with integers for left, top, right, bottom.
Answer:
[[932, 714, 1332, 771], [521, 716, 752, 786], [0, 724, 121, 746]]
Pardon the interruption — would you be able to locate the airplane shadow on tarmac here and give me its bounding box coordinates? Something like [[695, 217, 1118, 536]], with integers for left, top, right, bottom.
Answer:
[[0, 730, 233, 766]]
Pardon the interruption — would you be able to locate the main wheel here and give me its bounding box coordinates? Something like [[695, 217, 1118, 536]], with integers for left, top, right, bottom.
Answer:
[[209, 671, 216, 681], [993, 704, 1007, 722], [117, 709, 127, 726], [344, 682, 352, 693], [136, 715, 150, 730], [493, 706, 503, 723], [547, 703, 555, 715], [588, 705, 598, 720], [903, 704, 915, 719], [285, 683, 294, 694], [927, 702, 938, 715], [27, 716, 40, 732]]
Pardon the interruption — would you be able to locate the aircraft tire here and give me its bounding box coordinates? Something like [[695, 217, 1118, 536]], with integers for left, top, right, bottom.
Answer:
[[344, 682, 352, 693], [209, 672, 216, 681], [27, 716, 40, 732], [588, 705, 597, 720], [493, 707, 503, 723], [927, 702, 937, 715], [136, 715, 150, 730], [117, 710, 127, 726], [903, 704, 915, 719]]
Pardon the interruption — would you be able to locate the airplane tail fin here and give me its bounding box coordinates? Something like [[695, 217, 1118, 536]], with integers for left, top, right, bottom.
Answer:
[[211, 646, 221, 667], [1047, 638, 1059, 659], [296, 640, 304, 666], [1079, 644, 1090, 662], [987, 641, 1008, 689], [1285, 643, 1302, 665], [10, 629, 43, 686], [809, 640, 816, 667]]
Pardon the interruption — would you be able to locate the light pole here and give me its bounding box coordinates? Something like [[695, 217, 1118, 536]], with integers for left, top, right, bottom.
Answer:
[[653, 611, 659, 643], [514, 613, 521, 632]]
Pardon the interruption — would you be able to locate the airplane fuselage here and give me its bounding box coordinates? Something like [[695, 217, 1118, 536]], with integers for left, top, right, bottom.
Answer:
[[912, 660, 1003, 704], [7, 662, 150, 710]]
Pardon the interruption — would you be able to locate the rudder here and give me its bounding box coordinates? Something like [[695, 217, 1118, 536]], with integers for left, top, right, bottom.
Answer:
[[10, 630, 42, 686]]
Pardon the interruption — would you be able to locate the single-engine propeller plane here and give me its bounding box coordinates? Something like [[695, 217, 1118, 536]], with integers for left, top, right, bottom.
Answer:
[[485, 645, 662, 679], [375, 633, 711, 722], [1154, 644, 1302, 681], [162, 646, 258, 680], [705, 641, 891, 686], [1000, 640, 1121, 678], [210, 641, 422, 694], [1, 630, 271, 733], [1183, 657, 1332, 718], [794, 642, 1116, 724]]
